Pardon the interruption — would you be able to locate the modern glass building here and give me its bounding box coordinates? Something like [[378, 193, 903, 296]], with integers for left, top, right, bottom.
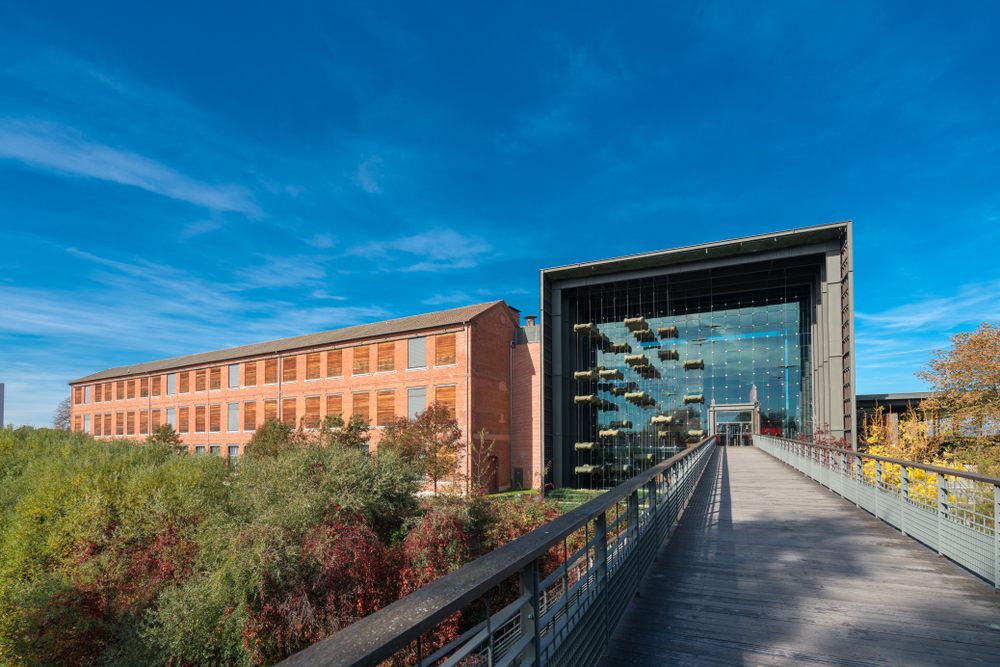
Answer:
[[541, 222, 855, 489]]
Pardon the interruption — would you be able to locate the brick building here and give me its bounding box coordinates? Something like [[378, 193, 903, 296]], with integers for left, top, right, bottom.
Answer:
[[69, 301, 542, 492]]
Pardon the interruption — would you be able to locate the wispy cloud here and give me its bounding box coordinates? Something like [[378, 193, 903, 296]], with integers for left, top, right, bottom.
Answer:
[[856, 279, 1000, 330], [356, 156, 383, 194], [0, 119, 260, 215], [349, 228, 491, 272]]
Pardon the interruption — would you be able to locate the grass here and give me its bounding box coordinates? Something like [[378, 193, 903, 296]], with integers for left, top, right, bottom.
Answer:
[[487, 487, 607, 512]]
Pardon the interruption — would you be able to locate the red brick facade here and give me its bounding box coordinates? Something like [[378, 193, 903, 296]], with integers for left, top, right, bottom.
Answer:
[[69, 301, 544, 490]]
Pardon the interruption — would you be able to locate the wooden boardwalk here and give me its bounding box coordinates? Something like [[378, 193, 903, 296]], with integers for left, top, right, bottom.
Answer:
[[600, 446, 1000, 667]]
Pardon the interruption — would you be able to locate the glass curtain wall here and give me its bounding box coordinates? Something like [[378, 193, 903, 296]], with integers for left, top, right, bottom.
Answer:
[[564, 261, 815, 489]]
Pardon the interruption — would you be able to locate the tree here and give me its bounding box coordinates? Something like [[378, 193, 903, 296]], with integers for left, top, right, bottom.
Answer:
[[53, 397, 71, 430], [245, 418, 303, 458], [315, 414, 371, 450], [917, 322, 1000, 436], [380, 403, 463, 495], [147, 424, 183, 450]]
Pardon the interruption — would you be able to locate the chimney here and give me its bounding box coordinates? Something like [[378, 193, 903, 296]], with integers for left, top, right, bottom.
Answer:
[[525, 315, 537, 326]]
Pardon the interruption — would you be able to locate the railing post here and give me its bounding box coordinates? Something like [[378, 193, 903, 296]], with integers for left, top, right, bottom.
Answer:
[[900, 465, 909, 536], [595, 511, 609, 649], [518, 559, 540, 664], [874, 460, 882, 519], [852, 454, 860, 507], [994, 484, 999, 589], [937, 474, 949, 556]]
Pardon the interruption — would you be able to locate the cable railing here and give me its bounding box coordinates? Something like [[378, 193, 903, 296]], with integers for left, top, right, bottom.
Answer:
[[755, 434, 1000, 588], [278, 436, 717, 667]]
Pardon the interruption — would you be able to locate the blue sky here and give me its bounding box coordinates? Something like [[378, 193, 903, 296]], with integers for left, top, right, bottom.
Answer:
[[1, 2, 998, 426]]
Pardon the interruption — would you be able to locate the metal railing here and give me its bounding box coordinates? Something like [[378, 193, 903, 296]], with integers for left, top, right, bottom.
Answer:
[[279, 436, 717, 667], [755, 434, 1000, 588]]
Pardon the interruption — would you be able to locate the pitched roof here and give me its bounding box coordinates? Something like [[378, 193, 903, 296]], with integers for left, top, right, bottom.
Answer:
[[71, 300, 507, 384]]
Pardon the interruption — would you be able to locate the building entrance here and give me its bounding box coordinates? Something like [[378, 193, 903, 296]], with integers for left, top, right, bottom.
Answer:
[[709, 402, 760, 446]]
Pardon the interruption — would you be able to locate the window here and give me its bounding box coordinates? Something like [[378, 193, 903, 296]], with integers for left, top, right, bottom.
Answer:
[[74, 415, 82, 432], [115, 412, 124, 435], [209, 404, 221, 432], [195, 406, 206, 433], [178, 372, 189, 393], [227, 402, 239, 432], [282, 356, 297, 383], [244, 401, 256, 431], [195, 370, 206, 392], [281, 398, 296, 426], [228, 364, 240, 389], [73, 386, 81, 405], [151, 409, 161, 430], [407, 337, 427, 369], [83, 414, 91, 433], [84, 385, 92, 404], [167, 373, 176, 395], [104, 413, 112, 436], [166, 407, 176, 428], [209, 368, 221, 390], [407, 386, 427, 420], [104, 382, 113, 401], [435, 385, 457, 419], [125, 411, 134, 435], [435, 333, 457, 366], [195, 445, 205, 456], [127, 380, 136, 399], [376, 390, 395, 426], [377, 342, 395, 372], [306, 353, 320, 380], [264, 399, 278, 422], [326, 350, 343, 377], [352, 346, 370, 375], [228, 444, 240, 465], [352, 392, 370, 423], [139, 411, 148, 435], [244, 362, 257, 387], [304, 396, 320, 428], [210, 445, 220, 457], [264, 359, 278, 384], [94, 413, 101, 436], [95, 383, 103, 402], [179, 407, 189, 433], [116, 381, 125, 400], [151, 376, 161, 397], [325, 394, 343, 420]]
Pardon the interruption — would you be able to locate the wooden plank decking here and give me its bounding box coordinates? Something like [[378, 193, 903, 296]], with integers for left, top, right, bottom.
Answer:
[[600, 446, 1000, 666]]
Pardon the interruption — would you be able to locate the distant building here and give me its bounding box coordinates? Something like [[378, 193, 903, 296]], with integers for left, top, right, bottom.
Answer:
[[856, 392, 933, 444]]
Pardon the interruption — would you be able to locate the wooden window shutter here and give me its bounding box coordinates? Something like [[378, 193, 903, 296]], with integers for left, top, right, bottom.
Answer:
[[306, 353, 321, 380], [195, 406, 206, 432], [264, 358, 278, 384], [304, 396, 320, 428], [127, 380, 136, 399], [264, 399, 278, 422], [151, 409, 162, 430], [104, 382, 113, 401], [435, 334, 457, 366], [435, 385, 457, 419], [178, 407, 189, 433], [127, 411, 136, 435], [376, 390, 395, 426], [282, 398, 297, 426], [209, 368, 221, 390], [244, 401, 257, 430], [282, 356, 297, 383], [74, 387, 82, 404], [150, 376, 160, 397], [95, 383, 103, 402], [244, 362, 257, 387], [102, 413, 111, 435], [352, 346, 370, 375], [209, 404, 221, 432], [377, 342, 395, 372], [74, 415, 81, 431], [116, 381, 124, 400], [326, 350, 343, 377], [178, 372, 189, 393], [94, 414, 101, 436], [116, 412, 124, 435], [352, 392, 369, 423], [138, 411, 148, 435], [325, 394, 342, 419], [195, 370, 206, 392]]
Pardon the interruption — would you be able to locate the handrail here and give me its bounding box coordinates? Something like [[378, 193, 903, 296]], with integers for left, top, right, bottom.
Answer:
[[755, 434, 999, 588], [763, 434, 1000, 485], [279, 436, 718, 666]]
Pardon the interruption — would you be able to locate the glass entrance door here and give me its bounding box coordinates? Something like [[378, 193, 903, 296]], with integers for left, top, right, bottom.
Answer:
[[719, 421, 752, 446]]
